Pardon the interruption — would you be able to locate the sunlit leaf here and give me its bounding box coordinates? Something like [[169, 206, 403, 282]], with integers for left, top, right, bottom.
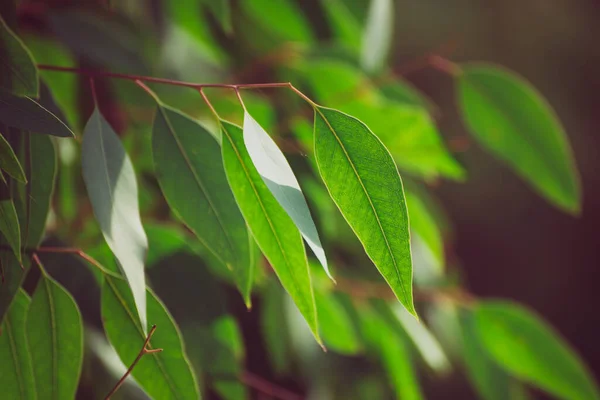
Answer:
[[0, 289, 35, 400], [221, 120, 320, 343], [0, 92, 74, 137], [475, 301, 600, 400], [0, 178, 21, 261], [102, 274, 200, 400], [316, 291, 361, 355], [243, 111, 330, 279], [361, 0, 394, 73], [0, 133, 25, 182], [0, 16, 38, 97], [27, 273, 83, 400], [82, 108, 148, 331], [152, 105, 253, 305], [313, 106, 416, 316], [458, 64, 581, 214]]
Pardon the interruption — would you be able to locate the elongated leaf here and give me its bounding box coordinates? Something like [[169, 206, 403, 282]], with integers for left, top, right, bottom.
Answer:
[[474, 301, 600, 400], [0, 133, 25, 182], [82, 108, 148, 330], [220, 120, 320, 342], [261, 280, 292, 374], [460, 311, 511, 400], [0, 92, 74, 137], [0, 16, 38, 97], [316, 291, 361, 355], [27, 273, 83, 400], [313, 107, 415, 316], [458, 64, 581, 214], [102, 275, 200, 400], [243, 111, 330, 279], [0, 289, 35, 400], [152, 105, 253, 304], [361, 0, 394, 73], [0, 178, 20, 261], [0, 132, 55, 322]]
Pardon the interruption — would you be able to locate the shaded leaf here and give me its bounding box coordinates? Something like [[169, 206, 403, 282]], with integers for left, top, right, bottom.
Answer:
[[474, 301, 600, 400], [316, 291, 361, 355], [0, 289, 35, 400], [260, 280, 292, 374], [0, 16, 38, 97], [152, 105, 253, 305], [0, 133, 25, 182], [0, 92, 74, 137], [26, 273, 83, 400], [82, 108, 148, 330], [101, 275, 200, 400], [0, 178, 21, 261], [361, 0, 394, 73], [406, 190, 444, 270], [313, 106, 415, 316], [220, 120, 320, 343], [458, 64, 581, 214], [243, 111, 330, 279]]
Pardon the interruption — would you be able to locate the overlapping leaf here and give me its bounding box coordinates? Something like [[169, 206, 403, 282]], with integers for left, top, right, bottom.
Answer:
[[313, 106, 416, 316], [0, 178, 20, 261], [243, 111, 330, 279], [82, 108, 148, 330], [152, 105, 253, 305], [474, 301, 600, 400], [0, 133, 25, 182], [0, 16, 38, 97], [27, 273, 83, 400], [458, 64, 581, 214], [0, 289, 35, 400], [221, 120, 319, 342], [102, 275, 200, 400]]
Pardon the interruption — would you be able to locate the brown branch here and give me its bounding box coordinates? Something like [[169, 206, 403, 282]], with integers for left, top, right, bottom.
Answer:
[[241, 371, 303, 400], [104, 325, 162, 400]]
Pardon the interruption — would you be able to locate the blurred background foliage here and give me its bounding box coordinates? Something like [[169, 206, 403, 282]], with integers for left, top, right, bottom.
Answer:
[[4, 0, 600, 399]]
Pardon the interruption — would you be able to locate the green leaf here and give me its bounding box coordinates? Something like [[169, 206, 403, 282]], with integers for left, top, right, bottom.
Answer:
[[361, 0, 394, 73], [202, 0, 233, 34], [82, 108, 148, 331], [0, 133, 25, 182], [144, 224, 189, 267], [152, 105, 253, 305], [474, 301, 600, 400], [240, 0, 314, 44], [0, 289, 35, 400], [26, 273, 83, 400], [220, 120, 320, 343], [316, 291, 361, 355], [457, 64, 581, 214], [0, 16, 38, 97], [101, 275, 200, 400], [460, 310, 511, 400], [320, 0, 362, 51], [406, 190, 444, 270], [260, 280, 292, 374], [313, 106, 416, 316], [0, 92, 74, 137], [0, 178, 21, 262], [0, 132, 55, 322], [360, 306, 423, 400], [243, 111, 330, 279]]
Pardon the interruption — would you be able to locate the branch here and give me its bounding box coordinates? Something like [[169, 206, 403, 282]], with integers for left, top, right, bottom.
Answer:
[[104, 325, 162, 400], [241, 371, 303, 400]]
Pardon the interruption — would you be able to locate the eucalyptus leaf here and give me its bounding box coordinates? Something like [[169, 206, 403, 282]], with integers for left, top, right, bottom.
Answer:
[[26, 273, 83, 400], [320, 0, 362, 51], [101, 275, 200, 400], [0, 133, 25, 182], [313, 106, 415, 316], [221, 120, 320, 343], [0, 289, 35, 400], [0, 178, 21, 261], [458, 64, 581, 214], [152, 105, 253, 305], [82, 108, 148, 331], [240, 0, 314, 44], [243, 111, 330, 279], [316, 291, 361, 355], [361, 0, 394, 73], [474, 301, 600, 400], [0, 16, 38, 97], [0, 92, 74, 137]]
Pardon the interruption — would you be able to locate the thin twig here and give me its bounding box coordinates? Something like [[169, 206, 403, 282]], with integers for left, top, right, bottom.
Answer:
[[241, 371, 303, 400], [31, 246, 113, 275], [104, 325, 162, 400]]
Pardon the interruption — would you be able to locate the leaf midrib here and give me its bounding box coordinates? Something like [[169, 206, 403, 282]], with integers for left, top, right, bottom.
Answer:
[[315, 108, 409, 302]]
